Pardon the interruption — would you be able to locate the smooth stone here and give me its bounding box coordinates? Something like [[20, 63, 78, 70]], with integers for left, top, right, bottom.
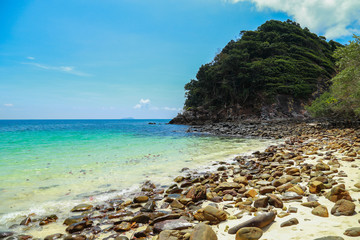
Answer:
[[171, 199, 185, 209], [44, 233, 64, 240], [245, 189, 258, 198], [228, 211, 276, 234], [154, 219, 192, 232], [194, 205, 227, 224], [141, 200, 156, 212], [66, 221, 93, 233], [133, 196, 149, 203], [309, 181, 325, 194], [325, 184, 352, 202], [223, 194, 234, 201], [331, 199, 356, 216], [186, 185, 207, 201], [312, 205, 329, 217], [254, 197, 269, 208], [152, 214, 181, 225], [0, 232, 14, 239], [301, 202, 320, 208], [190, 223, 217, 240], [20, 217, 31, 226], [344, 227, 360, 237], [131, 214, 151, 223], [235, 227, 263, 240], [268, 194, 283, 208], [114, 222, 132, 232], [71, 204, 93, 212], [63, 234, 87, 240], [287, 185, 304, 195], [313, 236, 344, 240], [282, 191, 302, 201], [280, 218, 299, 227], [63, 216, 84, 226], [39, 214, 58, 225], [259, 186, 276, 195], [174, 176, 184, 183]]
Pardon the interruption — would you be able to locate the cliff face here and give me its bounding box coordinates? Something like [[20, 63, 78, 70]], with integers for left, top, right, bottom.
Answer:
[[170, 94, 309, 125]]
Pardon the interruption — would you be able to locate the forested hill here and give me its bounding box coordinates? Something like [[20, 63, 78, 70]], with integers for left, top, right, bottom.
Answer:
[[171, 20, 342, 124]]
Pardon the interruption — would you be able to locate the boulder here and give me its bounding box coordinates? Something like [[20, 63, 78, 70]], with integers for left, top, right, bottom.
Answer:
[[331, 199, 355, 216], [186, 185, 207, 201], [235, 227, 263, 240], [228, 211, 276, 234], [190, 223, 217, 240], [344, 227, 360, 237], [194, 205, 227, 224], [280, 218, 299, 227], [71, 204, 93, 212], [311, 205, 329, 217]]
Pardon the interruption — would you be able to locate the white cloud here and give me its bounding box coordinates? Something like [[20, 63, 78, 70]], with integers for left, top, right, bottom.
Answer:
[[164, 107, 178, 111], [227, 0, 360, 38], [27, 56, 35, 60], [134, 98, 151, 109], [23, 62, 91, 77], [3, 103, 14, 107]]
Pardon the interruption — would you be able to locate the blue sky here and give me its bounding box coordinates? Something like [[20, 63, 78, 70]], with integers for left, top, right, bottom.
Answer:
[[1, 0, 359, 119]]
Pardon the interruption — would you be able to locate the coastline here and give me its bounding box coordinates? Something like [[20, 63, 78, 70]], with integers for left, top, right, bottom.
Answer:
[[1, 122, 360, 240]]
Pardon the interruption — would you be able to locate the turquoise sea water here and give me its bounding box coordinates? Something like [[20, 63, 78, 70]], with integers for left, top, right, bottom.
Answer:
[[0, 119, 275, 227]]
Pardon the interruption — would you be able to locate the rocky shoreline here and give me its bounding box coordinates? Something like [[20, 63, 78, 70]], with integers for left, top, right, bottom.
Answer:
[[1, 124, 360, 240]]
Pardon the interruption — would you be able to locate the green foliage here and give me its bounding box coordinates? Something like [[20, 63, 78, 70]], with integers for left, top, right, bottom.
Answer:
[[184, 20, 340, 110], [307, 35, 360, 119]]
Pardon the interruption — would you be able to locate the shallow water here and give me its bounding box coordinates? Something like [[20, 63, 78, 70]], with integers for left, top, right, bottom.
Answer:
[[0, 119, 275, 228]]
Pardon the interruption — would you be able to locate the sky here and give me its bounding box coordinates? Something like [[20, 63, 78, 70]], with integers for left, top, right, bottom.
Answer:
[[1, 0, 359, 119]]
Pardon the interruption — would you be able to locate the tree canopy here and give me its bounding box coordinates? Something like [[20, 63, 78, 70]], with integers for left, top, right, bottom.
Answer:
[[184, 20, 341, 111], [307, 35, 360, 119]]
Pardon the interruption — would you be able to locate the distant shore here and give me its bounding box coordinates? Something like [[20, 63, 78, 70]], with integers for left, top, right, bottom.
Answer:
[[2, 123, 360, 240]]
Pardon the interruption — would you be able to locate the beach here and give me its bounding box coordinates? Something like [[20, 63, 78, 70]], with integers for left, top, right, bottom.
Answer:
[[1, 121, 360, 239]]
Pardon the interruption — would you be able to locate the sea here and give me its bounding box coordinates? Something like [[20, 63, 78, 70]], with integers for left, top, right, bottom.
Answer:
[[0, 119, 275, 229]]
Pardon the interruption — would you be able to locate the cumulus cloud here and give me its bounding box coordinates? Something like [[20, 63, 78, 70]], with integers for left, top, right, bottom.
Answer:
[[3, 103, 14, 107], [134, 99, 151, 109], [227, 0, 360, 38], [23, 62, 91, 77]]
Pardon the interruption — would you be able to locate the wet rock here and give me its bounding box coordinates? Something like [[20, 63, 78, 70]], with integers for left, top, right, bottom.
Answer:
[[309, 181, 325, 194], [152, 214, 181, 225], [331, 199, 356, 216], [186, 185, 207, 201], [154, 219, 192, 232], [223, 194, 234, 201], [39, 214, 58, 225], [44, 233, 64, 240], [280, 218, 299, 227], [311, 205, 329, 217], [313, 237, 344, 240], [63, 216, 85, 226], [259, 186, 275, 195], [174, 176, 184, 183], [63, 234, 87, 240], [235, 227, 263, 240], [254, 197, 269, 208], [114, 222, 132, 232], [228, 211, 276, 234], [214, 182, 242, 192], [66, 220, 93, 233], [20, 217, 31, 226], [71, 204, 93, 212], [325, 184, 352, 202], [190, 223, 217, 240], [141, 200, 156, 212], [0, 232, 14, 239], [133, 196, 149, 203], [194, 205, 227, 224], [131, 213, 151, 223], [170, 199, 185, 209], [268, 194, 283, 208], [17, 235, 32, 240], [344, 227, 360, 237]]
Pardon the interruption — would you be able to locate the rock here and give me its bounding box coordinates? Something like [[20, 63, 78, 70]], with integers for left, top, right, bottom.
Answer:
[[131, 213, 151, 223], [311, 205, 329, 217], [316, 162, 330, 171], [20, 217, 31, 226], [171, 199, 185, 209], [0, 232, 14, 239], [214, 182, 242, 192], [235, 227, 263, 240], [331, 199, 356, 216], [344, 227, 360, 237], [190, 223, 217, 240], [276, 182, 294, 193], [194, 205, 227, 224], [174, 176, 184, 183], [268, 194, 283, 208], [254, 197, 269, 208], [39, 214, 58, 225], [282, 191, 302, 201], [313, 237, 344, 240], [223, 194, 234, 201], [154, 219, 192, 232], [66, 221, 92, 233], [115, 237, 129, 240], [245, 189, 258, 198], [63, 234, 87, 240], [301, 202, 320, 208], [280, 218, 299, 227], [309, 181, 325, 194], [186, 185, 207, 201], [44, 233, 64, 240], [286, 167, 300, 176], [228, 211, 276, 234], [152, 214, 181, 225], [325, 184, 352, 202], [287, 185, 304, 195], [288, 206, 298, 213], [341, 157, 355, 162], [141, 200, 156, 212], [114, 222, 132, 232], [133, 196, 149, 203], [259, 186, 275, 195], [71, 204, 93, 212], [63, 216, 85, 226], [272, 178, 288, 187], [354, 182, 360, 189], [234, 176, 248, 185]]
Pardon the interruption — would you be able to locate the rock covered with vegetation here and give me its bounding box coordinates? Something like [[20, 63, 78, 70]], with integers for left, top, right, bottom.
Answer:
[[171, 20, 342, 124]]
